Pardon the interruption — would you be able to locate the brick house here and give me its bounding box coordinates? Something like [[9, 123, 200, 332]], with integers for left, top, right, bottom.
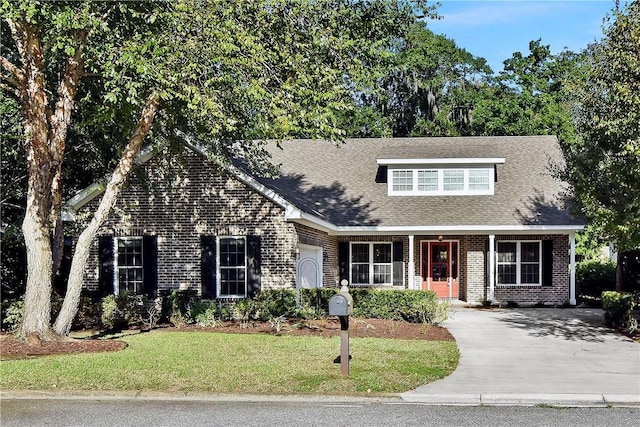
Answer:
[[66, 136, 585, 305]]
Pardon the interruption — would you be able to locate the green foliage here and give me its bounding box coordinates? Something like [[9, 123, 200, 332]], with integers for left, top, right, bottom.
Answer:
[[576, 260, 616, 301], [298, 288, 337, 313], [471, 40, 577, 139], [100, 293, 159, 330], [602, 291, 637, 332], [350, 289, 446, 324], [3, 300, 24, 332], [561, 2, 640, 251], [73, 297, 102, 330], [189, 301, 222, 327], [164, 289, 198, 327], [342, 23, 492, 137], [100, 295, 122, 330], [254, 289, 297, 321], [232, 299, 257, 327]]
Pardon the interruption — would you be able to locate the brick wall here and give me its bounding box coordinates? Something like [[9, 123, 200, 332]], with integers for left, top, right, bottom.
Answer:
[[80, 151, 298, 295]]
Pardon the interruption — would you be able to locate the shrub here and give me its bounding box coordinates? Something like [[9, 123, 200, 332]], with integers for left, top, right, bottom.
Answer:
[[100, 293, 159, 330], [165, 289, 198, 327], [3, 300, 24, 332], [233, 299, 257, 327], [602, 291, 637, 332], [100, 295, 123, 330], [577, 261, 616, 300], [74, 297, 102, 329], [254, 289, 297, 321], [401, 296, 450, 325], [349, 289, 446, 324], [298, 288, 335, 317], [189, 300, 221, 327]]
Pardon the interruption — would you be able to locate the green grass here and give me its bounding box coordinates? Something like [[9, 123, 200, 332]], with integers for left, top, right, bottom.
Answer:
[[0, 331, 458, 395]]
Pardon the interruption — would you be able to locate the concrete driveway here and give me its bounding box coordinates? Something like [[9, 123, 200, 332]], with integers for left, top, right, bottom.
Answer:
[[402, 307, 640, 406]]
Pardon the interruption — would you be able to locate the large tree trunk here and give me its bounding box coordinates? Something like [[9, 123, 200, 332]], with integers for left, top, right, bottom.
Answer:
[[14, 19, 58, 341], [19, 207, 58, 340], [7, 18, 86, 340], [54, 92, 160, 336]]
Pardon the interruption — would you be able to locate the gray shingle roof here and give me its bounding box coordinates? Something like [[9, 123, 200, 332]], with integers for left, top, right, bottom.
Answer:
[[254, 136, 584, 229]]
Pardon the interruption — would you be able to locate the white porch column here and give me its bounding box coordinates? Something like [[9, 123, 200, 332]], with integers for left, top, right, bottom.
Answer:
[[569, 232, 576, 305], [408, 235, 415, 289], [489, 234, 496, 301]]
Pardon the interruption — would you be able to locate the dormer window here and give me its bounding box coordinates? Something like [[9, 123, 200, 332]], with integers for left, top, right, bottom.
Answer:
[[380, 157, 504, 196]]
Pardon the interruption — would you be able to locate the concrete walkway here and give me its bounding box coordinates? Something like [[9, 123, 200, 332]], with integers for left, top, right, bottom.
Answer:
[[402, 307, 640, 406]]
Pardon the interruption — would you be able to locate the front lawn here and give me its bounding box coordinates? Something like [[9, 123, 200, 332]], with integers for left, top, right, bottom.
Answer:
[[0, 331, 458, 395]]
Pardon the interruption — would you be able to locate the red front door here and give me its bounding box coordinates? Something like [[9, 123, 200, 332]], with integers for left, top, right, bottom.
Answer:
[[422, 241, 459, 298]]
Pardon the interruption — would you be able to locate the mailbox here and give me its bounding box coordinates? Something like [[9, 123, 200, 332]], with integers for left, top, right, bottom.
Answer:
[[329, 292, 353, 316]]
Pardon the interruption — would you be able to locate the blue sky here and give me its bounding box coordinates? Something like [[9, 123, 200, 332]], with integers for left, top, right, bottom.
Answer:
[[426, 0, 624, 73]]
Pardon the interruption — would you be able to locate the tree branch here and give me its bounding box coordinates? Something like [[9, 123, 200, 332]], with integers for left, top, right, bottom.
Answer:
[[0, 55, 24, 87]]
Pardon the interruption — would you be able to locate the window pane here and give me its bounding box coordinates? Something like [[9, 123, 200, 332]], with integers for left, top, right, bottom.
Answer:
[[521, 263, 540, 284], [497, 242, 517, 262], [417, 170, 438, 191], [351, 244, 369, 263], [443, 170, 464, 191], [521, 242, 540, 262], [469, 169, 490, 190], [373, 264, 391, 284], [392, 170, 413, 191], [351, 264, 369, 284], [373, 244, 391, 263], [498, 265, 516, 284]]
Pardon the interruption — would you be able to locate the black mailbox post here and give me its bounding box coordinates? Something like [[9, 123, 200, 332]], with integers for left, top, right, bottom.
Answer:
[[329, 280, 353, 377]]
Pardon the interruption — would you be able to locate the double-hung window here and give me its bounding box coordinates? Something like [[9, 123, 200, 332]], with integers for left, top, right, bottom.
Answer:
[[219, 237, 247, 297], [116, 237, 143, 294], [351, 243, 392, 285], [497, 241, 541, 286]]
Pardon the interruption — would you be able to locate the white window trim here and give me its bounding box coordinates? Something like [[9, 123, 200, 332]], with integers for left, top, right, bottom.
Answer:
[[349, 242, 393, 286], [217, 236, 248, 298], [388, 166, 494, 196], [114, 236, 144, 296], [496, 240, 542, 286]]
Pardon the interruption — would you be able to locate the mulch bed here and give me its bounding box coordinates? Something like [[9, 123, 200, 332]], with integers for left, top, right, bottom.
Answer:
[[0, 318, 453, 360]]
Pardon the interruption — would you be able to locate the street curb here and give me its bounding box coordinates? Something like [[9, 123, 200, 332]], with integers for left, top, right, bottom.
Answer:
[[400, 392, 640, 407], [0, 390, 401, 404], [2, 390, 638, 408]]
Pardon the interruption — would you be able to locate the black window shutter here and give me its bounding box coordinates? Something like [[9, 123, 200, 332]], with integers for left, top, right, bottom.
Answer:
[[201, 236, 217, 299], [393, 241, 404, 286], [542, 240, 554, 286], [142, 236, 158, 297], [485, 238, 490, 287], [246, 235, 261, 298], [98, 236, 114, 297], [338, 241, 349, 283]]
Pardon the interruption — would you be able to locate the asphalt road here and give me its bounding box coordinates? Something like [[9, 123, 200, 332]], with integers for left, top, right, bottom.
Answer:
[[1, 398, 639, 427]]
